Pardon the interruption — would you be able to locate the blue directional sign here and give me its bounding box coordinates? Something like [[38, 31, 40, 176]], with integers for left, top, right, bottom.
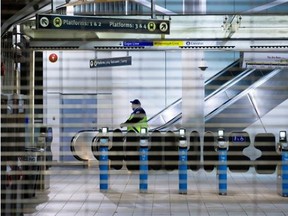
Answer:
[[90, 56, 132, 68], [37, 14, 170, 34], [123, 41, 153, 47]]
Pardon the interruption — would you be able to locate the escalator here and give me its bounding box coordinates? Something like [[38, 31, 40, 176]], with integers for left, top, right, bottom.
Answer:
[[149, 64, 287, 133], [148, 59, 244, 130], [205, 68, 288, 132]]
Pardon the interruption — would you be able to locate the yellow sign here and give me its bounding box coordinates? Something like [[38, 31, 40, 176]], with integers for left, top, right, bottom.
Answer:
[[153, 41, 184, 46]]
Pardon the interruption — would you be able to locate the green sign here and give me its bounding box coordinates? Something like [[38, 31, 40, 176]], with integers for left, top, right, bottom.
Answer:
[[37, 14, 170, 34]]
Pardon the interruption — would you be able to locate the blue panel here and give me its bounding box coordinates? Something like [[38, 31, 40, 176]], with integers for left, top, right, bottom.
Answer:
[[207, 0, 234, 13], [268, 3, 288, 13], [60, 95, 97, 161], [206, 0, 288, 14], [157, 0, 182, 13]]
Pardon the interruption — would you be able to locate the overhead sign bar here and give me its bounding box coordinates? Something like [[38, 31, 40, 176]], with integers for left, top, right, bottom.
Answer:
[[37, 14, 170, 34]]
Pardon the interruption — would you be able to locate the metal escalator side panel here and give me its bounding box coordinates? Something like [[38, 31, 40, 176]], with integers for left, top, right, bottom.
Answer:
[[247, 69, 288, 119], [149, 58, 244, 130], [204, 68, 256, 117], [205, 69, 281, 122], [148, 115, 166, 130], [153, 113, 182, 131], [205, 68, 285, 133], [204, 59, 241, 86], [71, 131, 98, 161], [148, 98, 182, 123], [205, 95, 259, 133], [205, 59, 242, 97], [148, 100, 182, 130]]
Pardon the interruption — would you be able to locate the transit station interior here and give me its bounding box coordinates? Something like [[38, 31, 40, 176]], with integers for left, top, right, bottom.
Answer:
[[1, 0, 288, 215]]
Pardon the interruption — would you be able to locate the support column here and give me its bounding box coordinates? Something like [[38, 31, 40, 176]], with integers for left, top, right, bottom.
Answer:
[[111, 51, 129, 129], [29, 50, 35, 147], [181, 50, 205, 134]]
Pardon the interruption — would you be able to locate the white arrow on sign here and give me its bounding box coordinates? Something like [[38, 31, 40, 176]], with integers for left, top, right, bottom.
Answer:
[[40, 17, 49, 27], [159, 22, 168, 32]]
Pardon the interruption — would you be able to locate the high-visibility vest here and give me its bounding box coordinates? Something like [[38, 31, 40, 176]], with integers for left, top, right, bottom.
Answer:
[[127, 115, 148, 133]]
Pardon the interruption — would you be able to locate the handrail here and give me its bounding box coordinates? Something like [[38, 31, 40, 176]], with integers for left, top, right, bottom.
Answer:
[[204, 59, 241, 85], [147, 59, 242, 124], [204, 68, 255, 101], [205, 69, 282, 121], [70, 130, 98, 161]]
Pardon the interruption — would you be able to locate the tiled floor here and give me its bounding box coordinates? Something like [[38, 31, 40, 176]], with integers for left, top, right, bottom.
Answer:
[[23, 165, 288, 216]]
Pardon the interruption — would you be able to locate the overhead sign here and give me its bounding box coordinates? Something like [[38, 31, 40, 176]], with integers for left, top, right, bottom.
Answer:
[[90, 56, 132, 68], [37, 14, 170, 34]]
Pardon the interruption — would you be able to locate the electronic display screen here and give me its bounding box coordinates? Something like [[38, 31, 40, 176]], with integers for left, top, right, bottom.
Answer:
[[141, 128, 147, 134], [280, 131, 287, 141], [102, 127, 108, 134], [218, 130, 224, 137], [232, 136, 246, 143], [179, 129, 185, 136]]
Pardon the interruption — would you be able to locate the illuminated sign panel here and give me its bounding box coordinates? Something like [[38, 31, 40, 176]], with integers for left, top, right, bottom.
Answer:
[[37, 14, 170, 34], [90, 56, 132, 68]]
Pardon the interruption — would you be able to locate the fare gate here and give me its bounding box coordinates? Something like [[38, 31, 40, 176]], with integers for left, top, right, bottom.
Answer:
[[72, 129, 286, 196]]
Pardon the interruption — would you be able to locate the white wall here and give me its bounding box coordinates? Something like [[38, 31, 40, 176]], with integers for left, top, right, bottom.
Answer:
[[43, 49, 287, 161], [44, 50, 184, 160]]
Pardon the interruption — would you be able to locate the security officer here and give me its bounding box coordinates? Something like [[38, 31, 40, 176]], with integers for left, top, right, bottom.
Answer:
[[120, 99, 148, 133]]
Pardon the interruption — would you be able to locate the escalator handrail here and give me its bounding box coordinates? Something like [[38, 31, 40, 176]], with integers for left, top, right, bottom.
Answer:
[[204, 68, 255, 101], [148, 59, 241, 124], [152, 113, 182, 131], [70, 130, 98, 161], [149, 66, 252, 130], [157, 68, 279, 130], [147, 98, 182, 123], [204, 59, 241, 85], [205, 68, 282, 121]]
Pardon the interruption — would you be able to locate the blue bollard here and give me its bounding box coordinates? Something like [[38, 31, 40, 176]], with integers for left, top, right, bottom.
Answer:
[[218, 148, 227, 195], [179, 147, 188, 194], [99, 145, 109, 192], [139, 146, 148, 193], [282, 150, 288, 197]]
